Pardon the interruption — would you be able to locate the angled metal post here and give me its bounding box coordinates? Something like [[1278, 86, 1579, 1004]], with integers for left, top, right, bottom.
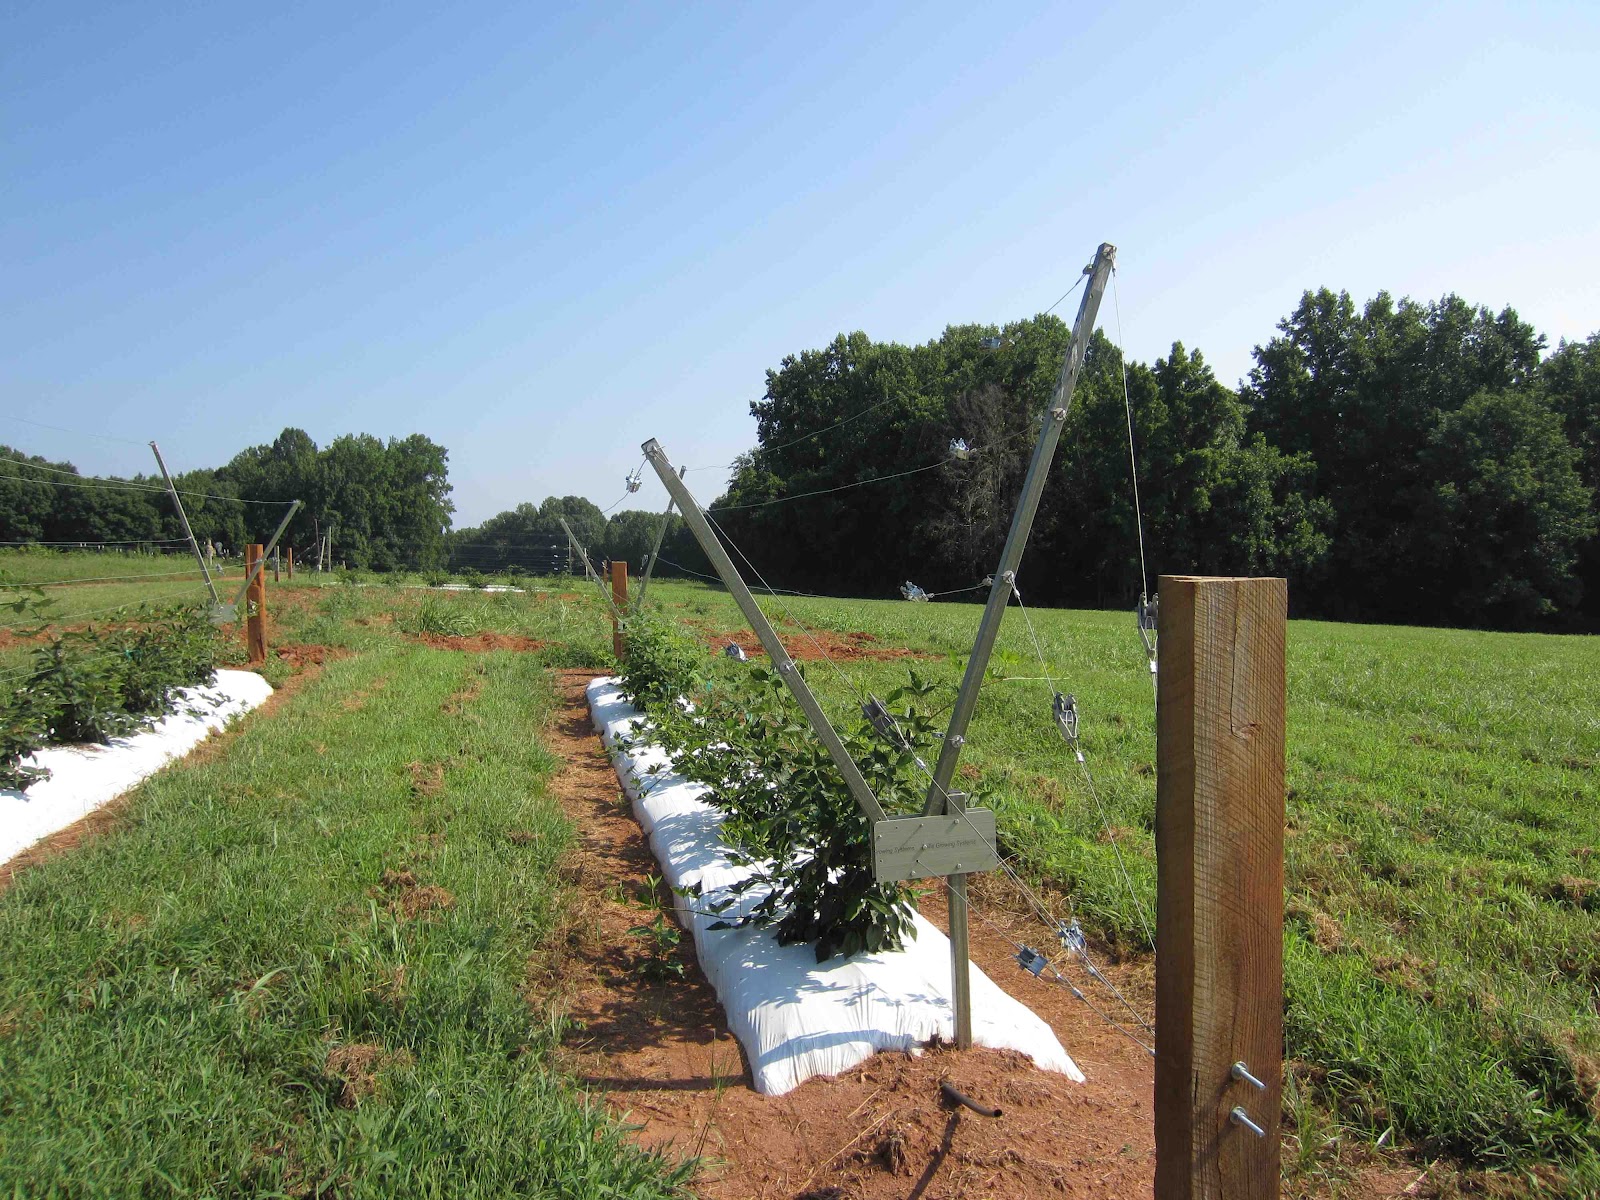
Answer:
[[635, 464, 686, 612], [923, 241, 1116, 815], [149, 441, 220, 606], [642, 439, 887, 825], [231, 500, 303, 609], [557, 516, 623, 621]]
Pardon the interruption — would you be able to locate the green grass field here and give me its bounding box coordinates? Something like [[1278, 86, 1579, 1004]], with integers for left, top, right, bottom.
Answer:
[[2, 557, 1596, 1195], [0, 643, 691, 1197]]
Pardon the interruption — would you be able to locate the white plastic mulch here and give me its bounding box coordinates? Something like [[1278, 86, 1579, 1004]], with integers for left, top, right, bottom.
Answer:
[[586, 676, 1084, 1096], [1, 669, 274, 866]]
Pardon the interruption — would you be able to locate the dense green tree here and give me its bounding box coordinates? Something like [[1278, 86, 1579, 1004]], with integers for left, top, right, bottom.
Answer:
[[1243, 289, 1552, 622], [1416, 390, 1594, 625]]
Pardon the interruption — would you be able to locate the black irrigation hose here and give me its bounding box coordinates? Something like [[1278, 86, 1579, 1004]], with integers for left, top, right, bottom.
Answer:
[[939, 1081, 1001, 1118]]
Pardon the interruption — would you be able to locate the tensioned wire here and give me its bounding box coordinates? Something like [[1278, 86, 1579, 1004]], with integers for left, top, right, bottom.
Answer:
[[1009, 583, 1157, 961], [699, 509, 1153, 1037], [0, 583, 210, 630], [0, 462, 293, 506]]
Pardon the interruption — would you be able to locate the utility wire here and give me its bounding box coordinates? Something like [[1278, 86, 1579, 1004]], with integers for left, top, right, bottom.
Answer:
[[0, 414, 146, 446], [0, 537, 192, 546], [0, 464, 285, 506], [0, 585, 205, 630], [1112, 268, 1150, 605]]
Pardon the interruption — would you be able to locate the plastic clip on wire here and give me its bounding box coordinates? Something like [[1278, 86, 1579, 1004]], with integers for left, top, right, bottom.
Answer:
[[625, 468, 643, 494], [1016, 946, 1048, 977], [1137, 593, 1158, 670], [949, 437, 973, 461], [1052, 692, 1083, 761], [900, 581, 930, 602]]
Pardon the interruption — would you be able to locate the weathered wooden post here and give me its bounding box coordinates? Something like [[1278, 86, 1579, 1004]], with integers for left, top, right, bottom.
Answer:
[[286, 547, 294, 579], [246, 544, 267, 664], [273, 547, 280, 583], [1155, 575, 1287, 1200], [610, 561, 629, 659]]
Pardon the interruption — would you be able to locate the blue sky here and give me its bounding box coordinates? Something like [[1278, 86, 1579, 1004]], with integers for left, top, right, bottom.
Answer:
[[3, 1, 1596, 525]]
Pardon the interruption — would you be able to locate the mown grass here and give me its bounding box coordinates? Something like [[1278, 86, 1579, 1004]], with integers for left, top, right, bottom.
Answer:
[[0, 546, 241, 586], [0, 645, 691, 1197], [641, 577, 1600, 1192]]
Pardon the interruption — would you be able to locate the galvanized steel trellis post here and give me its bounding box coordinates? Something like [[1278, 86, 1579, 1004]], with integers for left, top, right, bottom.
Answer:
[[148, 441, 221, 608], [920, 242, 1115, 1048]]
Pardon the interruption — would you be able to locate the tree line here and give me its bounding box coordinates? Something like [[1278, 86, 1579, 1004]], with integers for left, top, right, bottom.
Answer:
[[697, 289, 1597, 630], [0, 429, 454, 570]]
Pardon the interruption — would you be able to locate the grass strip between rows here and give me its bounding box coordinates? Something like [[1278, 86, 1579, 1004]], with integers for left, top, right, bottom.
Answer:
[[0, 646, 692, 1198]]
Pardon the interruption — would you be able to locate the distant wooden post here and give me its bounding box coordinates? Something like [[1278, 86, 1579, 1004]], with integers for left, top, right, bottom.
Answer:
[[273, 547, 280, 582], [610, 561, 628, 659], [1155, 576, 1286, 1200], [246, 543, 267, 664], [286, 547, 294, 579]]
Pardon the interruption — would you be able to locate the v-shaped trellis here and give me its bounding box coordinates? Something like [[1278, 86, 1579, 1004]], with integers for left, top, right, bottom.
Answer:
[[639, 242, 1116, 1047]]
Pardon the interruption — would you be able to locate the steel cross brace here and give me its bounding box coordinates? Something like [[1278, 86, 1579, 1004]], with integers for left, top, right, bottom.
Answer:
[[922, 241, 1116, 814], [557, 516, 624, 622], [642, 440, 888, 824], [228, 500, 303, 616]]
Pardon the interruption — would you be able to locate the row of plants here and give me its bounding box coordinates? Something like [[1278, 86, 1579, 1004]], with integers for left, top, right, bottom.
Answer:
[[1, 581, 231, 789], [617, 612, 960, 963]]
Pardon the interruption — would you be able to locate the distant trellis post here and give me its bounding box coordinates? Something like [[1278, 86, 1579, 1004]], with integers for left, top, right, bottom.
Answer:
[[1155, 575, 1286, 1200], [245, 544, 267, 664], [610, 561, 629, 659]]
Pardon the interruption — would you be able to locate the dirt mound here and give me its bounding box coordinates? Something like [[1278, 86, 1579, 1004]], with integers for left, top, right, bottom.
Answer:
[[411, 632, 546, 652], [706, 628, 933, 664]]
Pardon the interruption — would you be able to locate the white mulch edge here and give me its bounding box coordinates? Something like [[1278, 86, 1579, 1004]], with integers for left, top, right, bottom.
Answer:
[[1, 669, 274, 866]]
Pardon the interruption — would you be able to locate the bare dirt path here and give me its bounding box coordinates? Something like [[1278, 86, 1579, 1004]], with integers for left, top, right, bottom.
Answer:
[[542, 668, 1161, 1200]]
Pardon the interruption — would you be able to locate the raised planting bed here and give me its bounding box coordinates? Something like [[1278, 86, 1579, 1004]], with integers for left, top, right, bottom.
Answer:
[[588, 676, 1084, 1095]]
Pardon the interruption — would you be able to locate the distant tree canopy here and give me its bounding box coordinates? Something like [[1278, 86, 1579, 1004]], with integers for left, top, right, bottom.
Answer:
[[7, 285, 1592, 631], [0, 429, 454, 571], [698, 291, 1597, 630]]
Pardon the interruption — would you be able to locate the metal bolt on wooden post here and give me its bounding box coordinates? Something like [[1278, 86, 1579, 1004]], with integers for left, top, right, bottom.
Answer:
[[611, 561, 629, 659], [246, 544, 268, 664], [1154, 575, 1287, 1200]]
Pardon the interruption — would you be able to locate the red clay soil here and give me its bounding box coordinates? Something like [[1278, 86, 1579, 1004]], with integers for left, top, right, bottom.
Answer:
[[542, 670, 1438, 1200], [409, 632, 546, 652], [704, 627, 933, 665], [545, 668, 1158, 1199]]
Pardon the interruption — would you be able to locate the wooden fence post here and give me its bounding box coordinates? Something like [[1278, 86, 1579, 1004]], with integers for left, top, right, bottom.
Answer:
[[610, 561, 628, 659], [1155, 575, 1287, 1200], [286, 547, 294, 579], [246, 544, 267, 665], [273, 547, 280, 583]]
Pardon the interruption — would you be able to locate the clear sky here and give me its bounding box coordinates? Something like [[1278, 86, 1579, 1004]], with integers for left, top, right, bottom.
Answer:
[[3, 1, 1596, 525]]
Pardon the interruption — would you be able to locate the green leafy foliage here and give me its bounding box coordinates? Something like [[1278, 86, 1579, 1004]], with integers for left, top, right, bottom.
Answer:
[[0, 602, 226, 789], [617, 612, 704, 707], [622, 626, 935, 962]]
